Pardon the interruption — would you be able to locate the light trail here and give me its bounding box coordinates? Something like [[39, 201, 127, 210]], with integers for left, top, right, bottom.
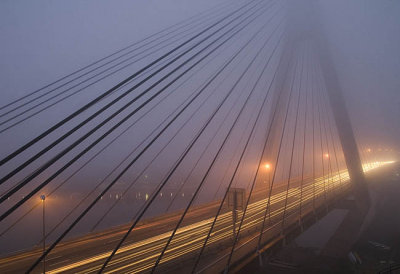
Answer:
[[42, 161, 393, 273]]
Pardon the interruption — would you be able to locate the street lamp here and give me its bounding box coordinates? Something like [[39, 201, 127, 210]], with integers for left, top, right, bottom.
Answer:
[[324, 153, 330, 159], [40, 195, 46, 274], [264, 163, 272, 188], [264, 163, 272, 222]]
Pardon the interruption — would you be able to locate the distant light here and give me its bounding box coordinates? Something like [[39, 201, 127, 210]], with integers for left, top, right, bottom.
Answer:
[[265, 163, 271, 170], [324, 153, 330, 159], [145, 193, 149, 201], [367, 148, 371, 152], [40, 195, 45, 201]]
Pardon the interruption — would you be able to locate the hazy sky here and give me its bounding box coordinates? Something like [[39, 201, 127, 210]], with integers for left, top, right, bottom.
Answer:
[[0, 0, 219, 97], [318, 0, 400, 148], [1, 0, 398, 148], [0, 0, 399, 256]]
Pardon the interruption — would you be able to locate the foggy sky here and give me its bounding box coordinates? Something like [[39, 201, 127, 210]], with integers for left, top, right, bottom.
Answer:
[[318, 0, 400, 148], [0, 0, 399, 255], [1, 0, 399, 148]]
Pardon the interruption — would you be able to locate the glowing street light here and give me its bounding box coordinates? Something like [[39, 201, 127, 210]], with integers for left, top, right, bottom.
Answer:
[[40, 195, 46, 274], [367, 148, 371, 153], [324, 153, 330, 159], [263, 163, 273, 224], [263, 163, 272, 197]]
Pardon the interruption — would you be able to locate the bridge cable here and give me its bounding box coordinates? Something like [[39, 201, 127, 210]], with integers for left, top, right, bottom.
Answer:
[[280, 44, 304, 232], [162, 7, 285, 215], [0, 49, 212, 236], [89, 18, 273, 231], [95, 7, 282, 272], [0, 0, 260, 167], [0, 0, 244, 130], [299, 42, 311, 220], [193, 44, 298, 273], [132, 33, 262, 217], [151, 20, 285, 273], [253, 53, 299, 253], [25, 3, 276, 271], [317, 58, 335, 203], [316, 57, 345, 189], [0, 0, 267, 208], [310, 45, 317, 211], [222, 37, 288, 274], [314, 55, 328, 209], [317, 61, 344, 197], [0, 0, 234, 113], [0, 37, 230, 239], [0, 0, 261, 179]]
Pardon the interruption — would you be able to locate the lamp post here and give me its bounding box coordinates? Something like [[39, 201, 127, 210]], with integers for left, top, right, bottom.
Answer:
[[40, 195, 46, 274], [265, 163, 271, 192], [258, 163, 272, 266], [264, 163, 272, 223]]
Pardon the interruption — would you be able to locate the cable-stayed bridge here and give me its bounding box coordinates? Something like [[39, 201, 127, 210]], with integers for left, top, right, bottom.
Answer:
[[0, 0, 397, 273]]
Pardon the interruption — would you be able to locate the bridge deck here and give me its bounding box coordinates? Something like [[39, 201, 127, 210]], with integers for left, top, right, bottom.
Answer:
[[0, 162, 392, 273]]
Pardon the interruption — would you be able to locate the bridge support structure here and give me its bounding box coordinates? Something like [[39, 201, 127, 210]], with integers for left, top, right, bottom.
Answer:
[[253, 0, 372, 263], [293, 0, 371, 259]]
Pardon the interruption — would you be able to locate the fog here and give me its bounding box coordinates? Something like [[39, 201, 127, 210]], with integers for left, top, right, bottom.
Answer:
[[319, 0, 400, 148], [0, 0, 399, 259]]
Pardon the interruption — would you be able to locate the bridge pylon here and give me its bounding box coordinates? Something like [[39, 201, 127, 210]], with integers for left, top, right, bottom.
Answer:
[[289, 0, 371, 259]]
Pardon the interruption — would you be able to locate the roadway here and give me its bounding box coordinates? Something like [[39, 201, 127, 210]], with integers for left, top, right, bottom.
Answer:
[[0, 161, 394, 273]]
